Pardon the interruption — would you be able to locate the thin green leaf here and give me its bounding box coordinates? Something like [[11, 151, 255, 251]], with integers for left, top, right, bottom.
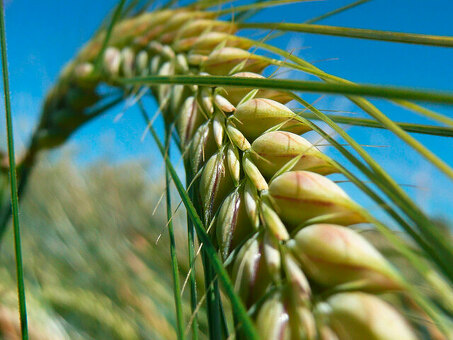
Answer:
[[269, 152, 304, 183], [121, 0, 141, 18], [121, 75, 453, 105], [0, 1, 28, 338], [202, 253, 222, 340], [93, 0, 127, 72], [305, 0, 370, 24], [298, 112, 453, 137], [161, 0, 179, 9], [184, 171, 199, 340], [237, 89, 259, 106], [395, 100, 453, 127], [239, 22, 453, 48], [213, 0, 320, 16], [163, 129, 186, 340], [189, 0, 240, 10]]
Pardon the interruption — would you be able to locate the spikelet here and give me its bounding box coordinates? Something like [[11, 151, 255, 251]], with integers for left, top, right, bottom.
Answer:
[[222, 72, 293, 106], [231, 237, 272, 307], [176, 20, 238, 40], [255, 293, 290, 340], [233, 98, 311, 141], [203, 47, 269, 75], [175, 32, 251, 54], [251, 131, 338, 177], [216, 188, 254, 260], [176, 96, 204, 146], [189, 121, 217, 173], [325, 292, 417, 340], [289, 224, 402, 291], [268, 171, 368, 228], [199, 150, 234, 223]]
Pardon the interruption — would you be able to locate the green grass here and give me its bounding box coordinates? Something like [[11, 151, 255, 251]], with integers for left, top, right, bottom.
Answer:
[[0, 1, 28, 338]]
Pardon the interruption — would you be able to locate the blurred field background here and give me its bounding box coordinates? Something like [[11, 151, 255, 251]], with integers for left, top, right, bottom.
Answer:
[[0, 149, 209, 339]]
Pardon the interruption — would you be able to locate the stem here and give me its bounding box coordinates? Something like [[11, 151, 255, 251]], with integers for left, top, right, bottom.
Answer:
[[0, 1, 28, 338], [304, 0, 370, 24], [239, 22, 453, 48], [122, 75, 453, 106], [185, 170, 199, 340], [164, 128, 186, 340]]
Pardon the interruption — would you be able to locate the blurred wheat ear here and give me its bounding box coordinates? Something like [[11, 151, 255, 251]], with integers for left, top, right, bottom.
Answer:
[[1, 0, 453, 339]]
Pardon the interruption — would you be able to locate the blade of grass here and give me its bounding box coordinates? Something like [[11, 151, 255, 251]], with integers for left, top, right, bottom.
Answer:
[[189, 0, 241, 10], [202, 254, 222, 340], [305, 0, 370, 24], [0, 1, 28, 338], [239, 22, 453, 48], [122, 75, 453, 105], [395, 100, 453, 127], [164, 128, 186, 340], [161, 0, 179, 10], [213, 0, 320, 16], [346, 96, 453, 179], [120, 0, 139, 18], [184, 171, 199, 340], [233, 0, 271, 22], [93, 0, 127, 72], [133, 0, 156, 15], [298, 112, 453, 137], [138, 103, 259, 340]]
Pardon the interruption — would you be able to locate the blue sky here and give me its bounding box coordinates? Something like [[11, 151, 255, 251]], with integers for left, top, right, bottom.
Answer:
[[2, 0, 453, 223]]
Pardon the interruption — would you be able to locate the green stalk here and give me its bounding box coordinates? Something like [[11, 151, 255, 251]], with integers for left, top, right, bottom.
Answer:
[[297, 112, 453, 137], [239, 22, 453, 48], [122, 75, 453, 105], [0, 1, 28, 338], [94, 0, 126, 72], [213, 0, 318, 15], [202, 253, 222, 340], [164, 129, 186, 340], [184, 171, 199, 340], [304, 0, 370, 24], [395, 100, 453, 127]]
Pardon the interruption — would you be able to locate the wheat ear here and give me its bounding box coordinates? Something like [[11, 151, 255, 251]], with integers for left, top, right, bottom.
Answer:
[[27, 6, 447, 340]]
